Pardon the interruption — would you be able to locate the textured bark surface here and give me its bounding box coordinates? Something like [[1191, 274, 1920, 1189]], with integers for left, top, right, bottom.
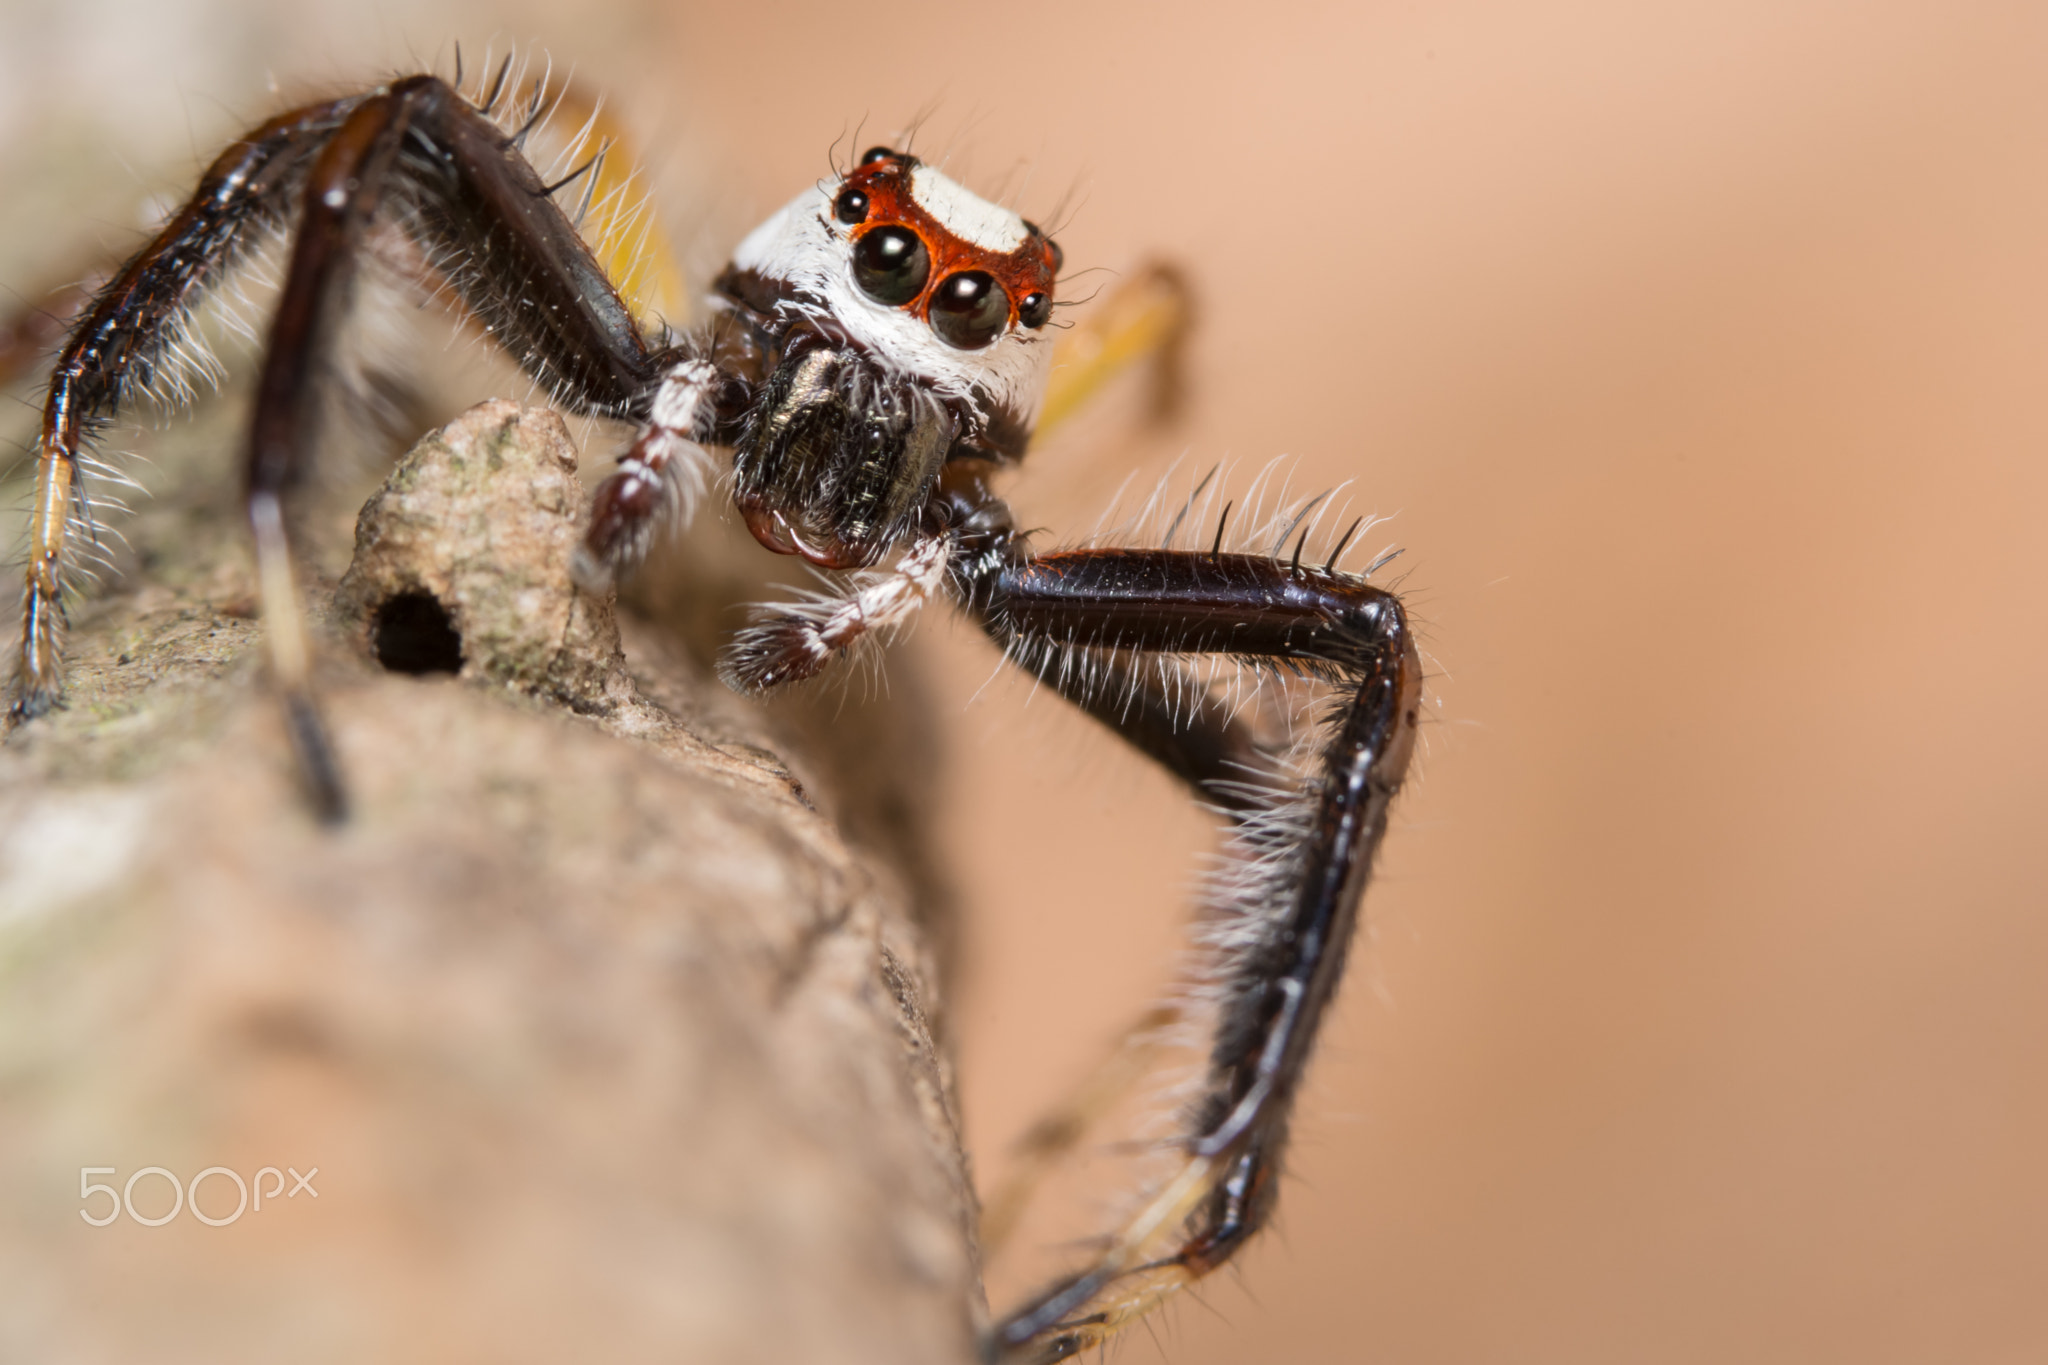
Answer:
[[0, 401, 980, 1365]]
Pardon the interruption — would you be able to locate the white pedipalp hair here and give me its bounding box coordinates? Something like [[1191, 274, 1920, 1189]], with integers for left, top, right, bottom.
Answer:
[[717, 533, 955, 697]]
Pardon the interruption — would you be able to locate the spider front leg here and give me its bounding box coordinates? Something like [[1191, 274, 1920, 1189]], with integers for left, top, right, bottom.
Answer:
[[236, 75, 663, 817], [9, 94, 358, 735], [11, 72, 665, 818], [939, 477, 1421, 1363]]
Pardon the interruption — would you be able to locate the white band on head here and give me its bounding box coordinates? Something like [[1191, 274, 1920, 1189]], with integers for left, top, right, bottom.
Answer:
[[908, 165, 1030, 253]]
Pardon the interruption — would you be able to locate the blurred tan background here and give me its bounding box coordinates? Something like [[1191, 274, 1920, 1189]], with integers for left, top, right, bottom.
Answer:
[[4, 1, 2046, 1361]]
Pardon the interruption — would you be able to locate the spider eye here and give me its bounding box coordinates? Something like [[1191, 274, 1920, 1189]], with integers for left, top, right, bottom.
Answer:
[[929, 271, 1010, 349], [852, 226, 931, 306], [1024, 218, 1063, 273], [1018, 291, 1052, 329], [860, 146, 896, 165], [833, 187, 869, 224]]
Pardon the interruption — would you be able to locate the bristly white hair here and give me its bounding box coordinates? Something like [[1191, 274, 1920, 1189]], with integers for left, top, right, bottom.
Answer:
[[1, 219, 300, 635], [718, 533, 954, 696], [986, 458, 1402, 748], [5, 42, 659, 643], [1076, 455, 1399, 573]]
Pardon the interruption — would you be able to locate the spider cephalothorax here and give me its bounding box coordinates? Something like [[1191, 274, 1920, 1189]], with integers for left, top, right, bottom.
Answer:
[[4, 67, 1419, 1365], [575, 146, 1063, 582]]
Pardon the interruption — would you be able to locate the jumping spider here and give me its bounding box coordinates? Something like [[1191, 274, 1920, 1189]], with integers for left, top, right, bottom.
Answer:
[[4, 61, 1420, 1363]]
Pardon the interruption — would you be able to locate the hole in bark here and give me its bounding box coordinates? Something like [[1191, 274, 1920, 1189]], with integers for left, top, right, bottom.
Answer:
[[373, 591, 462, 675]]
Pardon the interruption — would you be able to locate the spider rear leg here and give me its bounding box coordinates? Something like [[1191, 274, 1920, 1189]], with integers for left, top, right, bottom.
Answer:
[[946, 491, 1422, 1362]]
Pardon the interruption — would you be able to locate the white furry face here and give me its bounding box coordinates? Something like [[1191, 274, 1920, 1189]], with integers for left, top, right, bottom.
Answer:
[[726, 149, 1061, 429]]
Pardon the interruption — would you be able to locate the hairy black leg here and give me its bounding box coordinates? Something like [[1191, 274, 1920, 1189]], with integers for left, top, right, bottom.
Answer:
[[7, 95, 363, 725], [942, 482, 1422, 1362], [383, 75, 656, 417], [243, 92, 426, 820], [11, 73, 664, 816], [242, 75, 661, 817], [941, 479, 1287, 814]]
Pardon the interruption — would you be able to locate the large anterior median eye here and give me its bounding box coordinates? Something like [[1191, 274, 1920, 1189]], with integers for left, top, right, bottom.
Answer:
[[852, 226, 931, 306], [928, 270, 1010, 349]]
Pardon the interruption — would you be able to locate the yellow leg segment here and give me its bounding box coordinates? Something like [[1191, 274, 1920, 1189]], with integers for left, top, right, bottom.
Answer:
[[7, 435, 75, 721], [1035, 262, 1192, 441]]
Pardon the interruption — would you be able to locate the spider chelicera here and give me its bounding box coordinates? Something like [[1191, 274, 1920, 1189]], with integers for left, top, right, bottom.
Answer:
[[3, 60, 1420, 1364]]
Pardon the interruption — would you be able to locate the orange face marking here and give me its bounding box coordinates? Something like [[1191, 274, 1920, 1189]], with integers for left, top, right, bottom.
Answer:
[[839, 154, 1059, 333]]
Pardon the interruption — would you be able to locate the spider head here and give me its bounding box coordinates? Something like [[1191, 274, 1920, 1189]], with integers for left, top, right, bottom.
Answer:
[[827, 147, 1061, 355], [717, 147, 1062, 569]]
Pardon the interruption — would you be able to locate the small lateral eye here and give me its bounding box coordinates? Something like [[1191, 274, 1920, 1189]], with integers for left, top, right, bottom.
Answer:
[[852, 225, 931, 306], [929, 270, 1010, 349], [833, 187, 869, 224], [1018, 291, 1052, 329], [860, 146, 896, 165], [1024, 221, 1064, 272]]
